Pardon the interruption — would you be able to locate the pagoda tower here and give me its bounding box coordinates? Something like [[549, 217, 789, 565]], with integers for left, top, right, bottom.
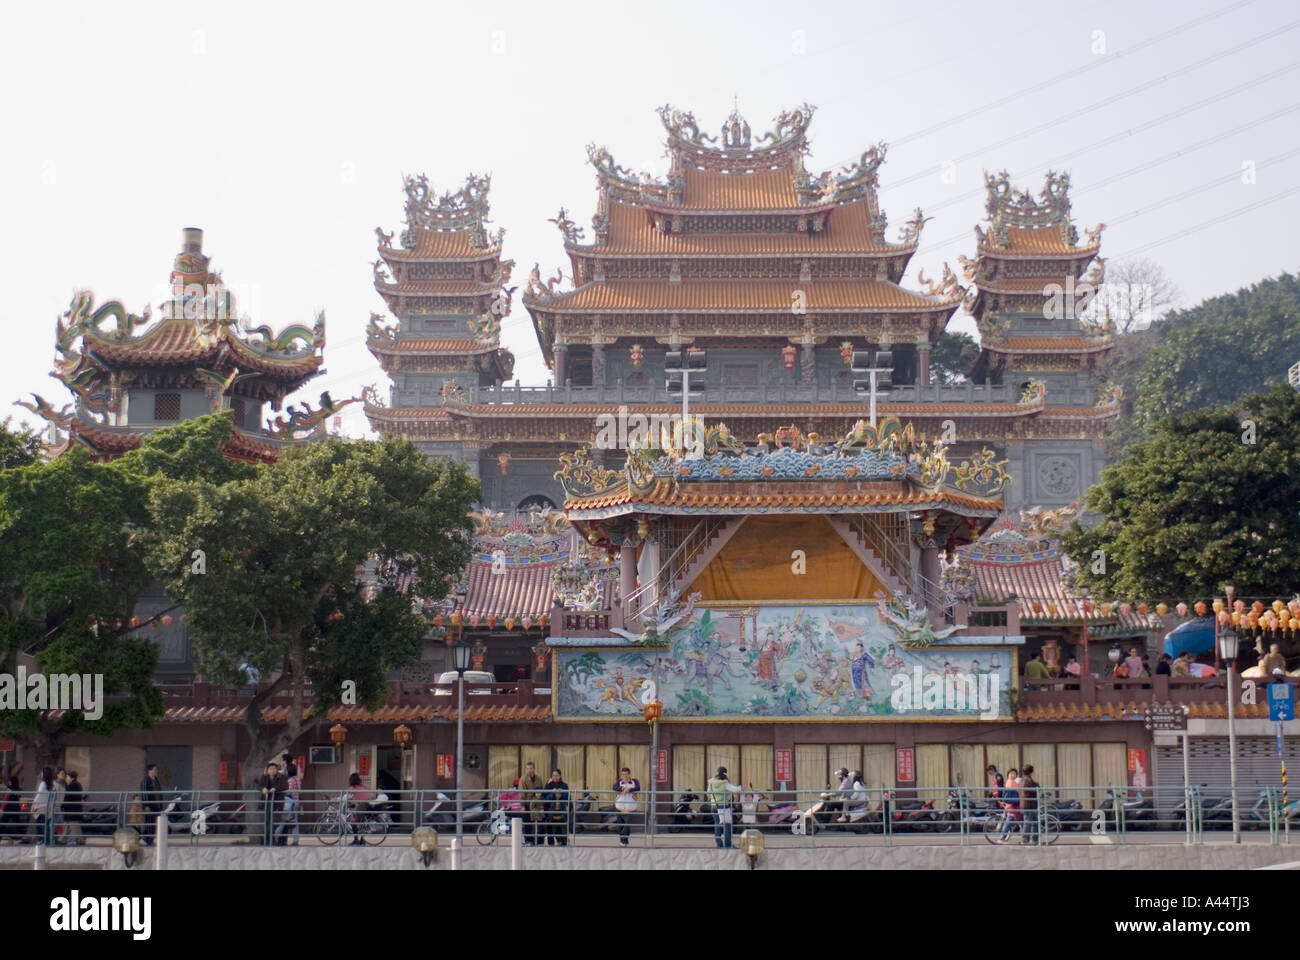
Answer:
[[26, 227, 337, 464], [960, 171, 1119, 507], [362, 174, 521, 489]]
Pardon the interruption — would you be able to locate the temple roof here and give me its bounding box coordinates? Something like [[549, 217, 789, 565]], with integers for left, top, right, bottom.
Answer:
[[971, 170, 1103, 260], [387, 173, 503, 255], [526, 277, 957, 314]]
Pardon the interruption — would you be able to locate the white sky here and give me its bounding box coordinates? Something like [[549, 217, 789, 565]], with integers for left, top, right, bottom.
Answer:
[[2, 0, 1296, 438]]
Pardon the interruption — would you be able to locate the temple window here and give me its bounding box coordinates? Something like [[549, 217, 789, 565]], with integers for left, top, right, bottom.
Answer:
[[154, 393, 181, 421]]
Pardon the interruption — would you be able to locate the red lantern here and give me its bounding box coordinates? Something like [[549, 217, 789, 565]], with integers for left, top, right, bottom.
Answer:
[[486, 615, 497, 629], [393, 724, 412, 746], [781, 345, 797, 370], [469, 613, 480, 628], [522, 616, 533, 631], [629, 343, 644, 369], [840, 341, 854, 365], [329, 724, 347, 745], [497, 453, 510, 475], [433, 614, 444, 628], [130, 616, 142, 628], [539, 616, 548, 630], [162, 615, 173, 627], [1119, 603, 1131, 617], [644, 699, 663, 724], [1137, 603, 1149, 616]]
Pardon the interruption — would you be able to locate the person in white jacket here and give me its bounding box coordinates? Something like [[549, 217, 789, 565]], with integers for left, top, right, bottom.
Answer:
[[28, 767, 53, 844]]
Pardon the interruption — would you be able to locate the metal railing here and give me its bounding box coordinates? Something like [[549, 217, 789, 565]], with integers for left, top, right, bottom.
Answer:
[[3, 784, 1289, 848]]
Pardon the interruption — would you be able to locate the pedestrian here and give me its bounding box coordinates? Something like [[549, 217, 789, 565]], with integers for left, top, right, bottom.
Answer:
[[0, 763, 22, 843], [138, 763, 164, 846], [1172, 650, 1192, 678], [1019, 765, 1039, 844], [706, 766, 742, 848], [64, 770, 84, 846], [1156, 653, 1172, 676], [986, 763, 1005, 801], [1260, 643, 1287, 677], [257, 761, 287, 845], [276, 761, 301, 846], [542, 768, 570, 846], [999, 768, 1021, 841], [1124, 648, 1144, 679], [612, 767, 640, 846], [29, 767, 54, 844], [51, 768, 67, 844], [518, 761, 545, 846], [347, 772, 370, 845], [1064, 656, 1081, 678]]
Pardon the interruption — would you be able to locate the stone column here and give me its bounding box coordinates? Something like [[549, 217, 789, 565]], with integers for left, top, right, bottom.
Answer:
[[800, 341, 816, 386], [917, 340, 931, 386], [554, 343, 568, 385], [592, 343, 606, 386], [620, 541, 638, 619]]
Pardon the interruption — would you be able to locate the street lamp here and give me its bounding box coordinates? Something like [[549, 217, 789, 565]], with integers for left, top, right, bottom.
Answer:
[[665, 348, 706, 450], [1218, 625, 1241, 844], [452, 641, 473, 839], [393, 723, 412, 799], [851, 349, 893, 427]]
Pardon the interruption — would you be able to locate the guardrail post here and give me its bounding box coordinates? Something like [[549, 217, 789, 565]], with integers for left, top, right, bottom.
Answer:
[[450, 836, 461, 870], [263, 793, 273, 846], [155, 815, 168, 869], [959, 788, 968, 845], [510, 816, 522, 869], [1114, 785, 1125, 845], [883, 790, 892, 845]]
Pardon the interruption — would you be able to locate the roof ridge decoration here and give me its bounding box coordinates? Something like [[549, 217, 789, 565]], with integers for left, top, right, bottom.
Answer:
[[398, 172, 501, 250], [554, 415, 1011, 502], [658, 102, 815, 159], [979, 170, 1105, 252]]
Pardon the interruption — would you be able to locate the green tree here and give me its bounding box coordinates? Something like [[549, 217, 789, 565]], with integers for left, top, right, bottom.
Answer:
[[0, 417, 43, 470], [0, 447, 161, 770], [1122, 272, 1300, 449], [930, 331, 979, 384], [1062, 385, 1300, 600], [142, 434, 478, 784]]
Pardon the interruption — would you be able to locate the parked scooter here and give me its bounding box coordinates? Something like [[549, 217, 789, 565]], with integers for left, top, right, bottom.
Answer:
[[1096, 789, 1155, 830], [667, 791, 710, 833]]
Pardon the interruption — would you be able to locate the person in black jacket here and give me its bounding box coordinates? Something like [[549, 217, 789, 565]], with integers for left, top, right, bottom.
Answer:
[[257, 761, 288, 845], [63, 771, 84, 846], [1019, 765, 1039, 844], [139, 764, 164, 846], [542, 769, 570, 846]]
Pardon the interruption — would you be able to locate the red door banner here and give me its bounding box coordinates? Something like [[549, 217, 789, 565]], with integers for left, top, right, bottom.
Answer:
[[295, 755, 306, 774], [656, 749, 668, 782], [219, 761, 229, 784], [896, 748, 915, 782], [775, 749, 793, 782], [437, 753, 454, 778], [358, 753, 371, 778]]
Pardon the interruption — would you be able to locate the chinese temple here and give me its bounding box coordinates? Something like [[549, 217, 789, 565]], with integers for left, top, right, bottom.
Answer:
[[21, 227, 339, 464]]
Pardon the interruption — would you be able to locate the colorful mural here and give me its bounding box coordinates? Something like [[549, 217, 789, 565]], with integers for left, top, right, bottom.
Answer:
[[554, 604, 1015, 720]]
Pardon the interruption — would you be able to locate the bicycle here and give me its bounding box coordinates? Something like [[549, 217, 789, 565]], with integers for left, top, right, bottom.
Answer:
[[983, 807, 1060, 845], [314, 793, 390, 846], [476, 806, 514, 845]]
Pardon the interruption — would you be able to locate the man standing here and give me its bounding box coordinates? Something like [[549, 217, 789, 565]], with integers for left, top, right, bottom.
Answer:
[[542, 768, 570, 846], [1019, 765, 1039, 844], [706, 766, 743, 849], [257, 761, 288, 845], [139, 763, 164, 846], [1260, 643, 1287, 677], [518, 761, 545, 846], [64, 770, 84, 846]]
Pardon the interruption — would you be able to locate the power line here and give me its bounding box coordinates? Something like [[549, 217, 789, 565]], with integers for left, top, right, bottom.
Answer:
[[890, 0, 1260, 150], [921, 63, 1300, 216], [884, 17, 1300, 191], [1111, 184, 1300, 259]]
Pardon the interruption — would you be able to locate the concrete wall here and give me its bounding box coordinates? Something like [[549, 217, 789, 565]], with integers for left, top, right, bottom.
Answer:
[[9, 840, 1299, 871]]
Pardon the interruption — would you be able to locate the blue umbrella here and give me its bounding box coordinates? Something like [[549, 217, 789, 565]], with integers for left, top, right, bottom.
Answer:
[[1162, 617, 1216, 658]]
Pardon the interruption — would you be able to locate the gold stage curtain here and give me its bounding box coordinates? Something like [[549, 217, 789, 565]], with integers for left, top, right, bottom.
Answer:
[[587, 745, 618, 797], [707, 745, 741, 786], [488, 746, 518, 791], [673, 745, 706, 794], [985, 744, 1020, 798], [554, 745, 585, 789], [1093, 743, 1127, 809], [949, 744, 984, 802], [740, 745, 774, 793], [862, 744, 895, 808], [689, 516, 885, 603], [795, 744, 828, 795], [521, 745, 550, 782], [1057, 743, 1092, 803], [619, 745, 650, 793], [1022, 744, 1056, 789], [915, 744, 949, 796]]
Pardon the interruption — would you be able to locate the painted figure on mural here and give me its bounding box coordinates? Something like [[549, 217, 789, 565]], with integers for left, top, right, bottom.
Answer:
[[882, 643, 906, 672], [850, 641, 875, 700], [756, 628, 789, 688]]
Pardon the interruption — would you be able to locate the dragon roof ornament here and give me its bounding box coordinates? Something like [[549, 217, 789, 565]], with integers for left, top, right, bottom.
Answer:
[[981, 170, 1092, 249], [657, 102, 816, 163], [400, 172, 497, 249]]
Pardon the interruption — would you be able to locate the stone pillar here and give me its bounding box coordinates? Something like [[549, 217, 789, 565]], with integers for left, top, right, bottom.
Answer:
[[800, 341, 816, 386], [554, 344, 568, 385], [920, 542, 941, 619], [621, 541, 638, 618], [592, 343, 606, 386], [917, 340, 931, 386]]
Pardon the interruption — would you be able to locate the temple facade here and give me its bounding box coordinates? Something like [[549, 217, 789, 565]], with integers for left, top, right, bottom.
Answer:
[[362, 105, 1121, 514]]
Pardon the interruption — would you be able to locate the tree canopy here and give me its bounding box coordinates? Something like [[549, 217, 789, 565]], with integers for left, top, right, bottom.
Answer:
[[930, 331, 979, 384], [1061, 384, 1300, 601], [0, 417, 43, 470], [141, 431, 479, 782]]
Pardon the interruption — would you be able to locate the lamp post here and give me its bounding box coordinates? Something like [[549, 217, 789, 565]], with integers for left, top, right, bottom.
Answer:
[[1218, 625, 1241, 844], [851, 349, 894, 427], [452, 641, 472, 839], [644, 692, 663, 840], [665, 348, 706, 451], [1080, 590, 1090, 677]]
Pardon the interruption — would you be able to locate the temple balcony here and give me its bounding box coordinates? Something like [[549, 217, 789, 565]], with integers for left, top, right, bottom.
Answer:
[[157, 678, 552, 712], [473, 380, 1097, 407], [1020, 673, 1297, 715]]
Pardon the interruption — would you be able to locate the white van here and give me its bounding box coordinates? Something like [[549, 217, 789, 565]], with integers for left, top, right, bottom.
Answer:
[[432, 670, 497, 694]]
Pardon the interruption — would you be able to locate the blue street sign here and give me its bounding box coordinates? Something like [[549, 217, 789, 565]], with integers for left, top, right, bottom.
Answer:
[[1268, 682, 1294, 722]]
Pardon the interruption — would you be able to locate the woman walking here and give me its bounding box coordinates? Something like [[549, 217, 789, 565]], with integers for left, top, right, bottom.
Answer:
[[29, 767, 54, 844]]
